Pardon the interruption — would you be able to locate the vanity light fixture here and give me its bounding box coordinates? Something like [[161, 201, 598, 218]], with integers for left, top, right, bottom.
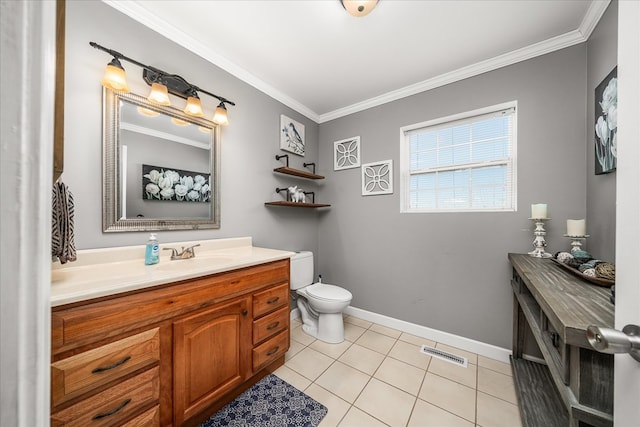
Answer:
[[100, 57, 130, 92], [183, 92, 204, 117], [213, 102, 229, 126], [90, 41, 235, 124], [147, 82, 171, 106], [341, 0, 379, 17]]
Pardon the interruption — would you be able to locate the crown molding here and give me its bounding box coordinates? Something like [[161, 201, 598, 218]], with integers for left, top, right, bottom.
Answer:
[[104, 0, 610, 125], [102, 0, 321, 123], [578, 0, 611, 39]]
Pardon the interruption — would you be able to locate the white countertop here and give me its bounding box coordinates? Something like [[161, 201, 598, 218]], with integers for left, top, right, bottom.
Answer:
[[51, 237, 295, 307]]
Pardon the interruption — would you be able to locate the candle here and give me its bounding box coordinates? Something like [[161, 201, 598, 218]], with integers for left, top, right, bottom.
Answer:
[[567, 219, 586, 236], [531, 203, 547, 219]]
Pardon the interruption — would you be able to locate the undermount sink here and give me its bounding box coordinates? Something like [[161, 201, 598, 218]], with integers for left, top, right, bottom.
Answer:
[[154, 255, 235, 272]]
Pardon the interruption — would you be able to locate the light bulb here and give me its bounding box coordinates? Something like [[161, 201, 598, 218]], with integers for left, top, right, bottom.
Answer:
[[147, 82, 171, 106]]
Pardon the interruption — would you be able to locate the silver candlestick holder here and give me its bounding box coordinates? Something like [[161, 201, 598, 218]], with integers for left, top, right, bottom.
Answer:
[[564, 234, 589, 253], [528, 218, 552, 258]]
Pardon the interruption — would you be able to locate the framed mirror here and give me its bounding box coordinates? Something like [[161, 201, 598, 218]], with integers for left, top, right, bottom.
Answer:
[[103, 88, 220, 232]]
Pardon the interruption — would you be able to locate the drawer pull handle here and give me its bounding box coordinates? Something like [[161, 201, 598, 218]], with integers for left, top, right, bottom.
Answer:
[[92, 355, 131, 374], [266, 321, 280, 330], [242, 309, 248, 316], [266, 346, 280, 356], [267, 297, 280, 305], [92, 398, 131, 420]]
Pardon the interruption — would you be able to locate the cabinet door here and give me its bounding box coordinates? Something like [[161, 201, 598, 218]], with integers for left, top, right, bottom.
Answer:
[[173, 297, 251, 426]]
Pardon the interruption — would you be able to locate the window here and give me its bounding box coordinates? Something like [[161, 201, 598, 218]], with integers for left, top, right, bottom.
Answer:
[[400, 102, 517, 213]]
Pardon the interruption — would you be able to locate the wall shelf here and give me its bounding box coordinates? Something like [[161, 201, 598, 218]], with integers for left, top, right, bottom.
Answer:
[[273, 166, 325, 180], [268, 154, 329, 208], [264, 201, 330, 208]]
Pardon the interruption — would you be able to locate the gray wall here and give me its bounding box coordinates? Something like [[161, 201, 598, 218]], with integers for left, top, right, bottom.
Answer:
[[586, 1, 618, 260], [64, 1, 319, 255], [317, 45, 587, 349]]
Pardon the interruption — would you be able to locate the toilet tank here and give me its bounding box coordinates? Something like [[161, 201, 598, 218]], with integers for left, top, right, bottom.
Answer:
[[290, 251, 314, 290]]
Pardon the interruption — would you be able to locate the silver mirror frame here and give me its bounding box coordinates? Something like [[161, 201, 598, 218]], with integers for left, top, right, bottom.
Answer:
[[102, 88, 221, 232]]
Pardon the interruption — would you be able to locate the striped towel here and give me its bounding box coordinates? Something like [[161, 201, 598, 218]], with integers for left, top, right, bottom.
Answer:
[[51, 181, 77, 264]]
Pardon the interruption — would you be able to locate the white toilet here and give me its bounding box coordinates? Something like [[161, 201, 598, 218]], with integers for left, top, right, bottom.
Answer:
[[290, 251, 352, 343]]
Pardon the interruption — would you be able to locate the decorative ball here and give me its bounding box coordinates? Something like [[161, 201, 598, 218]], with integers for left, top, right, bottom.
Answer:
[[583, 259, 603, 269], [595, 263, 615, 280], [566, 258, 583, 269], [572, 250, 593, 263], [578, 263, 591, 272], [556, 252, 573, 263], [582, 268, 597, 277]]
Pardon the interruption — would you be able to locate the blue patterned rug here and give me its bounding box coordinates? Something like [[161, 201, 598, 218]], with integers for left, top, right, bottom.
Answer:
[[199, 374, 327, 427]]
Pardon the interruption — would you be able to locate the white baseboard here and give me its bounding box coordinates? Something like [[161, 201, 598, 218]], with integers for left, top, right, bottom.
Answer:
[[344, 306, 512, 363], [290, 305, 511, 363]]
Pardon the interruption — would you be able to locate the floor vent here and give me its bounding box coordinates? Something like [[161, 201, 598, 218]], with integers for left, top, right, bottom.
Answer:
[[420, 345, 468, 368]]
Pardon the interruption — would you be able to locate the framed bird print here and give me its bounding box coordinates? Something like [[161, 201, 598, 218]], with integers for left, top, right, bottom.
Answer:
[[280, 114, 305, 156]]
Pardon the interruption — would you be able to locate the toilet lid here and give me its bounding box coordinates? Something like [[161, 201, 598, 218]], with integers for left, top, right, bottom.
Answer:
[[306, 283, 352, 301]]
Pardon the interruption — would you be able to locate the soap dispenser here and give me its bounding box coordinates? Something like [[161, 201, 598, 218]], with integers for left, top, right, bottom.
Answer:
[[145, 233, 160, 265]]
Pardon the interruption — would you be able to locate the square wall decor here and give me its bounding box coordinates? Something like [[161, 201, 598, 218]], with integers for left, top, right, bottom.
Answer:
[[334, 136, 361, 170], [362, 160, 393, 196], [280, 114, 305, 156]]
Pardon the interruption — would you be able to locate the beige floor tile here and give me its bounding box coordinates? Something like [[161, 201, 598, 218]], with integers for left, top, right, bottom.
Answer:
[[285, 338, 306, 361], [343, 323, 367, 342], [399, 332, 437, 348], [304, 383, 351, 427], [373, 357, 426, 396], [285, 347, 333, 381], [477, 366, 517, 404], [291, 324, 317, 346], [315, 361, 371, 403], [310, 339, 352, 359], [338, 407, 388, 427], [369, 323, 402, 338], [388, 340, 431, 370], [428, 357, 477, 389], [338, 344, 385, 375], [291, 317, 302, 327], [435, 343, 478, 365], [408, 399, 475, 427], [478, 355, 512, 376], [355, 330, 396, 355], [476, 391, 522, 427], [273, 365, 312, 391], [354, 378, 415, 427], [419, 372, 476, 422], [344, 315, 372, 329]]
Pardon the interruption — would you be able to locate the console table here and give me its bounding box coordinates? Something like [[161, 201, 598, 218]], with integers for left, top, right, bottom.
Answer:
[[508, 254, 614, 427]]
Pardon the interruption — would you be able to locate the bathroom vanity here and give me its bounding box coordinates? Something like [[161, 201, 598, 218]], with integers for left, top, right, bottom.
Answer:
[[50, 238, 293, 426], [508, 254, 614, 427]]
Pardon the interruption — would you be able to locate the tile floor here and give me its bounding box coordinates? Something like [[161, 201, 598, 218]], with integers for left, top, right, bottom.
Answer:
[[274, 316, 523, 427]]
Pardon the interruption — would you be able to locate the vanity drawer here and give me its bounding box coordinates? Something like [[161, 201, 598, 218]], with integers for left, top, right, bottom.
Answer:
[[51, 366, 159, 427], [253, 282, 289, 318], [252, 329, 289, 371], [51, 328, 160, 407], [253, 306, 289, 345], [121, 405, 160, 427]]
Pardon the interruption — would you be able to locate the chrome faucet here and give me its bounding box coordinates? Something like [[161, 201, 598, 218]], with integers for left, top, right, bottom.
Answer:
[[163, 244, 200, 260]]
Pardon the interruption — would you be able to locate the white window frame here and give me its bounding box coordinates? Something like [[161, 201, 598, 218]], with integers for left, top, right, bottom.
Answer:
[[400, 101, 518, 213]]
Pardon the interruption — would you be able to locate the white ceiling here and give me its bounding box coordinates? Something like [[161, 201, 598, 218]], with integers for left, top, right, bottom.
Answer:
[[105, 0, 609, 123]]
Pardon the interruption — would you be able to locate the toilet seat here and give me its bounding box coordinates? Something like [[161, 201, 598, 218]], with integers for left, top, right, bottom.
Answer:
[[306, 283, 352, 302]]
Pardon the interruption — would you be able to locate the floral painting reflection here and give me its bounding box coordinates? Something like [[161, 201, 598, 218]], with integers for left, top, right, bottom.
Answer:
[[142, 164, 211, 202]]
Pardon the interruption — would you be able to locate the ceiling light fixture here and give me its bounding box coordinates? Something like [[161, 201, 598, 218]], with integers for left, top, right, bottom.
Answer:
[[90, 41, 235, 124], [341, 0, 379, 17]]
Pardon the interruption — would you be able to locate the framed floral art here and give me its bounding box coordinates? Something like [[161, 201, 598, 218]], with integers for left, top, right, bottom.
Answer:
[[594, 67, 617, 175]]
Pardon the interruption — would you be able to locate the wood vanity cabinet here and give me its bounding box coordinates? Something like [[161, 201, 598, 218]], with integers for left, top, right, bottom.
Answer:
[[51, 259, 291, 427]]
